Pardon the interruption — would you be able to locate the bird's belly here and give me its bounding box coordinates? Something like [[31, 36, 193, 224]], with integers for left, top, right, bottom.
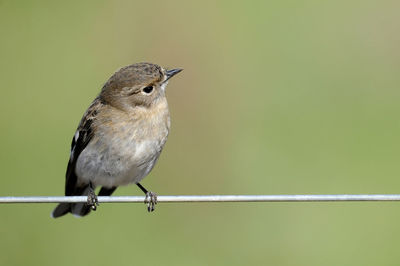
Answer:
[[75, 138, 162, 188]]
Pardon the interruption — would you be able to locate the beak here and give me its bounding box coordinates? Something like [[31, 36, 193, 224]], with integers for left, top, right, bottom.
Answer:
[[165, 68, 183, 81]]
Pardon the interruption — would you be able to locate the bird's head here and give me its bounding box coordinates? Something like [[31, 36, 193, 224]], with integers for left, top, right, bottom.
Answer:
[[100, 62, 182, 110]]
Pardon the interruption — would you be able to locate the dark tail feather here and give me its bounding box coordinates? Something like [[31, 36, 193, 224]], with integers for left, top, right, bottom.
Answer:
[[51, 186, 92, 218], [51, 203, 71, 218], [99, 186, 117, 196], [51, 186, 117, 218]]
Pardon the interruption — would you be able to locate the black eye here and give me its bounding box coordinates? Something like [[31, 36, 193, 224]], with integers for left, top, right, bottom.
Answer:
[[143, 86, 154, 94]]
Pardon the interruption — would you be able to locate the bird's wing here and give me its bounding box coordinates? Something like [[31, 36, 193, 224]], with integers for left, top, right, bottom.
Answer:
[[65, 99, 101, 195]]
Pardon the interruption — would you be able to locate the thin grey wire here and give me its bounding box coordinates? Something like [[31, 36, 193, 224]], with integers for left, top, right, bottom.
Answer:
[[1, 194, 400, 203]]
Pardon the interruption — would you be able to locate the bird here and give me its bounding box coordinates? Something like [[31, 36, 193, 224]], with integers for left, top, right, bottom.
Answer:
[[51, 62, 182, 218]]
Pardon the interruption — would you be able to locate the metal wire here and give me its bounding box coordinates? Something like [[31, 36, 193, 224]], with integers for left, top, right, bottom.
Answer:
[[1, 194, 400, 203]]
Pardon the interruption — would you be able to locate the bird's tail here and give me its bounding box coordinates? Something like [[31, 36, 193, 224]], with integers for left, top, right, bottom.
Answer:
[[51, 186, 91, 218]]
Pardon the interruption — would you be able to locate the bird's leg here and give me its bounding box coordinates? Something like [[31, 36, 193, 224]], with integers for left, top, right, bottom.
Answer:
[[137, 183, 157, 212], [87, 181, 99, 211]]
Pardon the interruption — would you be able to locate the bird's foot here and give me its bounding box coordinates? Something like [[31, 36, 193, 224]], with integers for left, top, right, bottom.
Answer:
[[87, 185, 99, 211], [144, 191, 157, 212]]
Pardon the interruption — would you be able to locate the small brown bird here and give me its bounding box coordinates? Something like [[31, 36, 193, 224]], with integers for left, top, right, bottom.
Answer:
[[52, 62, 182, 218]]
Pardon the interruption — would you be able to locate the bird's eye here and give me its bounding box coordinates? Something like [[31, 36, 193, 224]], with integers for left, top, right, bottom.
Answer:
[[142, 86, 154, 94]]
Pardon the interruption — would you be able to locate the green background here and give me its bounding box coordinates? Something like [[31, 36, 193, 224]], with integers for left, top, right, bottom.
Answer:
[[1, 1, 400, 265]]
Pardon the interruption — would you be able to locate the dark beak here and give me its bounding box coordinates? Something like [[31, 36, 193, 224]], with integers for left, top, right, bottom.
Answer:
[[165, 68, 183, 81]]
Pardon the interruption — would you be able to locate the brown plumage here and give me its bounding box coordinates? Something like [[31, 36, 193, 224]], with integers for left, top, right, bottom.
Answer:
[[52, 62, 182, 218]]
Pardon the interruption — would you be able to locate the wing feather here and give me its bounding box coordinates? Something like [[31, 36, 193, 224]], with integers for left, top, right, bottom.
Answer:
[[65, 99, 101, 195]]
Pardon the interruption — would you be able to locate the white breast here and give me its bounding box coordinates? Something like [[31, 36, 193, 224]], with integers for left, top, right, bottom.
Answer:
[[75, 99, 170, 188], [75, 137, 164, 187]]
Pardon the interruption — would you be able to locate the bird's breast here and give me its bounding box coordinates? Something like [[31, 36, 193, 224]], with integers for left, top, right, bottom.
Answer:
[[75, 103, 170, 187]]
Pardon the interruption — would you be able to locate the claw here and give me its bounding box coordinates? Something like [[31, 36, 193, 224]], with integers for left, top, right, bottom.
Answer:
[[86, 185, 99, 211], [144, 191, 157, 212]]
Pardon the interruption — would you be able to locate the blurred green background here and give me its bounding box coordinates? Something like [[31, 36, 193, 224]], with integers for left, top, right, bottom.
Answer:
[[1, 0, 400, 265]]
